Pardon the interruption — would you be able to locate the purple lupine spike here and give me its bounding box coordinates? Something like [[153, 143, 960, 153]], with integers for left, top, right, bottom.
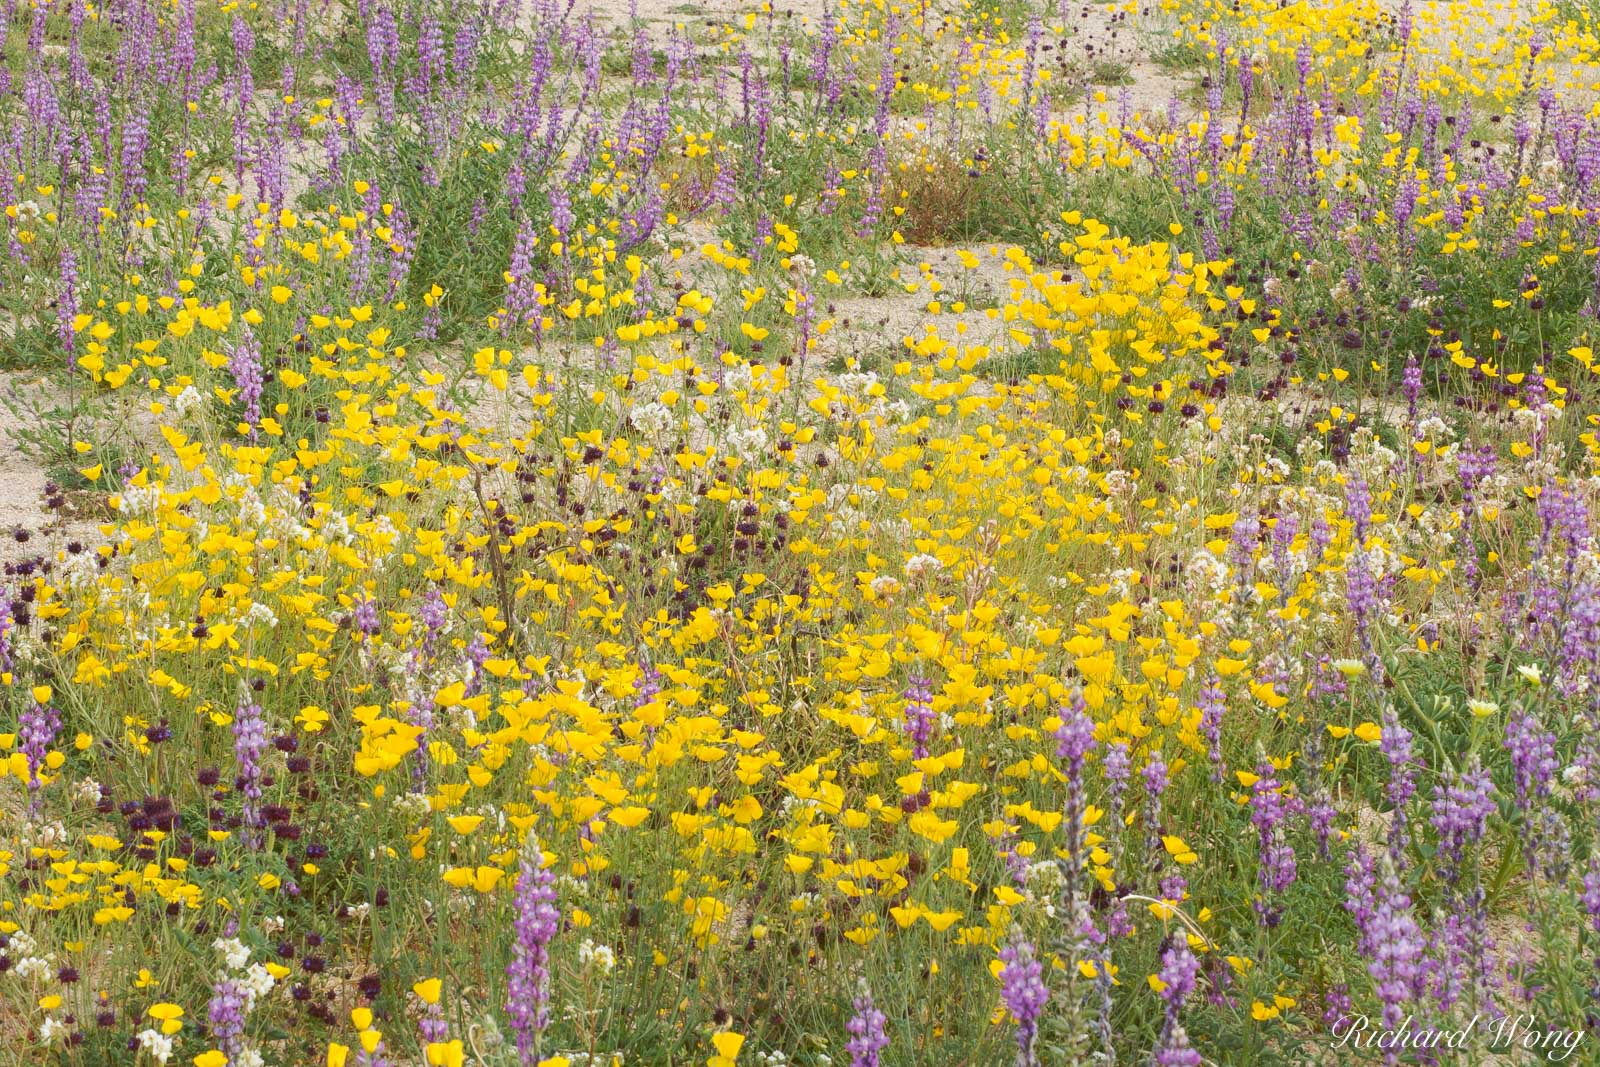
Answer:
[[352, 596, 380, 638], [901, 675, 936, 760], [1054, 691, 1096, 772], [1143, 753, 1170, 864], [233, 700, 267, 846], [415, 587, 448, 666], [1367, 855, 1426, 1031], [226, 324, 264, 435], [1458, 445, 1496, 588], [1345, 477, 1372, 542], [1103, 741, 1131, 810], [1307, 797, 1337, 858], [1379, 707, 1417, 858], [506, 829, 560, 1065], [1429, 759, 1494, 881], [0, 589, 14, 677], [1583, 858, 1600, 977], [1249, 761, 1298, 923], [418, 999, 448, 1046], [1152, 939, 1203, 1066], [1309, 509, 1332, 563], [1229, 510, 1260, 582], [1197, 677, 1226, 781], [18, 690, 61, 804], [1056, 691, 1097, 914], [1504, 707, 1557, 807], [57, 247, 79, 362], [1344, 844, 1378, 955], [1401, 356, 1423, 420], [845, 983, 889, 1067], [206, 977, 247, 1057], [997, 934, 1048, 1066], [503, 214, 540, 332]]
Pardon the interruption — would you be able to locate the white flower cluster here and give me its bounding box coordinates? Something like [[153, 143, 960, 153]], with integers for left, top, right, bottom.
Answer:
[[629, 401, 673, 437], [173, 385, 205, 416], [723, 361, 755, 394], [214, 936, 252, 970], [119, 482, 163, 516], [578, 939, 616, 972], [725, 424, 769, 459], [136, 1028, 175, 1064]]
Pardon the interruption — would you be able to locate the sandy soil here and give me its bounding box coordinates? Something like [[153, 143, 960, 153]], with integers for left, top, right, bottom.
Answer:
[[0, 374, 107, 568]]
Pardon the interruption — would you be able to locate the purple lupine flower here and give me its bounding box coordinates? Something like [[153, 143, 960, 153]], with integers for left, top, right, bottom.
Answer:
[[18, 690, 61, 802], [1429, 759, 1494, 880], [1249, 762, 1298, 923], [418, 1001, 448, 1045], [1346, 550, 1382, 676], [506, 829, 560, 1065], [1504, 707, 1557, 807], [233, 700, 267, 846], [1583, 856, 1600, 937], [503, 214, 540, 332], [0, 589, 13, 677], [1056, 691, 1096, 915], [1367, 856, 1426, 1031], [1344, 844, 1378, 954], [1380, 707, 1417, 858], [1458, 445, 1496, 588], [997, 934, 1048, 1066], [353, 596, 380, 638], [1197, 677, 1226, 781], [415, 587, 448, 668], [57, 247, 80, 361], [845, 983, 888, 1067], [856, 27, 898, 237], [226, 325, 264, 435], [1054, 692, 1096, 774], [1229, 510, 1260, 582], [207, 977, 247, 1057], [1321, 983, 1352, 1030], [901, 675, 936, 760], [1309, 509, 1332, 563], [1393, 174, 1420, 243], [1103, 740, 1131, 810], [1308, 655, 1347, 703], [633, 657, 662, 744], [462, 635, 491, 698], [1151, 939, 1203, 1067], [998, 831, 1031, 888], [1428, 890, 1491, 1014], [1143, 754, 1170, 863], [1401, 356, 1423, 420], [1345, 477, 1372, 542], [230, 14, 255, 183]]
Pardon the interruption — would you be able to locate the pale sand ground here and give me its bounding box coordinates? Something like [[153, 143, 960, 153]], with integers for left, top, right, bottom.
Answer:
[[0, 374, 107, 567]]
